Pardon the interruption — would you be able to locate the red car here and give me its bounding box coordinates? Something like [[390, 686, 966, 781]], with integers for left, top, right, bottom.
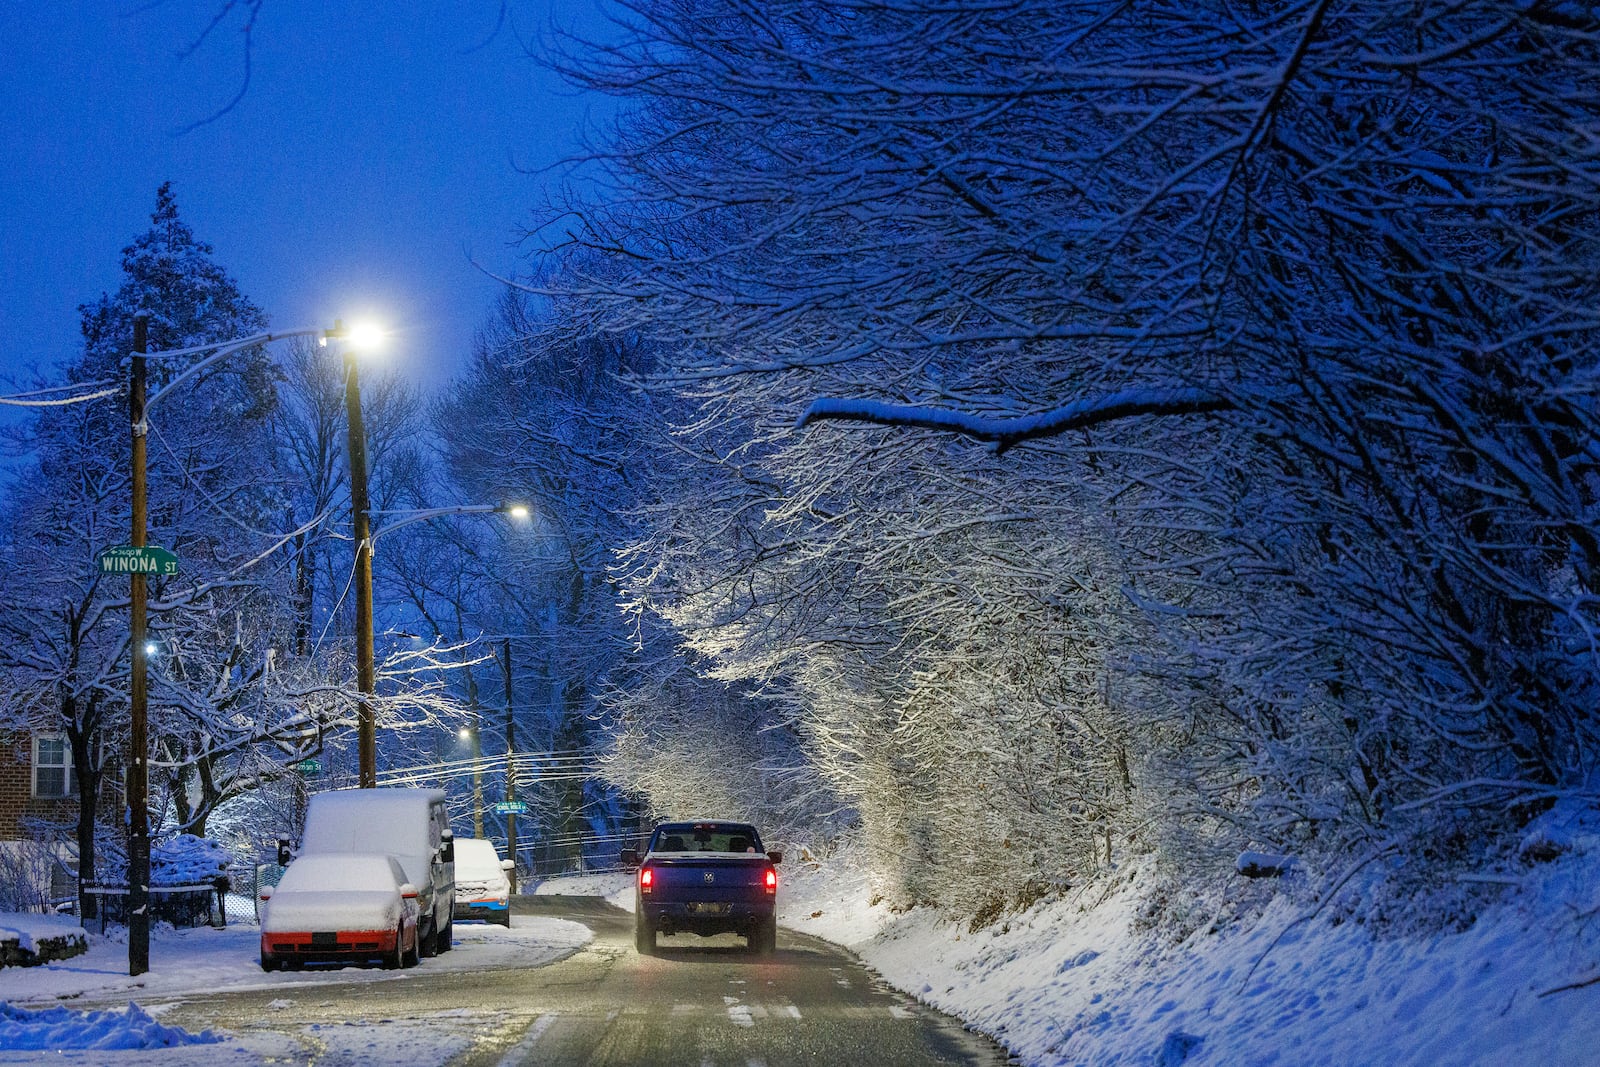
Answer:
[[259, 853, 421, 970]]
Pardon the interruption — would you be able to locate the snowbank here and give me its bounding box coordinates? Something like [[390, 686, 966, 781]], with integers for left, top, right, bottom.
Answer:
[[0, 1002, 218, 1051], [772, 841, 1600, 1066], [0, 913, 87, 968]]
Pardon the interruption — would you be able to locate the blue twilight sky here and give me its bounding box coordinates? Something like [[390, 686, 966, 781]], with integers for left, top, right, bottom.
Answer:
[[0, 1, 607, 394]]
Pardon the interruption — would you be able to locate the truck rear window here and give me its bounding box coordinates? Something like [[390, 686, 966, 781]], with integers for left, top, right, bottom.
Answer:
[[652, 826, 761, 853]]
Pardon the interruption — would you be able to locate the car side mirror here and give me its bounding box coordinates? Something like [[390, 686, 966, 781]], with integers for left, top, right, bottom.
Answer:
[[767, 850, 783, 864], [258, 885, 274, 902], [619, 848, 640, 868], [439, 831, 455, 864], [500, 859, 515, 872], [276, 837, 292, 866], [400, 883, 419, 900]]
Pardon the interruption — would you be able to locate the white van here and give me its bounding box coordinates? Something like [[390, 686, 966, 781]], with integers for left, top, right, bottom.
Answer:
[[298, 787, 456, 956]]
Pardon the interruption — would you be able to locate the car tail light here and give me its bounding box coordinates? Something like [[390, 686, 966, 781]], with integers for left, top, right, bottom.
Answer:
[[765, 868, 777, 894], [640, 866, 654, 894]]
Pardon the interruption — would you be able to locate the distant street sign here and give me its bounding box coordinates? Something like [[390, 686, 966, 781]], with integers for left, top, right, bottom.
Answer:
[[493, 801, 529, 815], [98, 545, 179, 576], [292, 759, 322, 776]]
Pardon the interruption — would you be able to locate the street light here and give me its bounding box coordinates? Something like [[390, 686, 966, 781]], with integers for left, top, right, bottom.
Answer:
[[121, 316, 352, 977], [341, 497, 529, 790], [320, 319, 384, 788]]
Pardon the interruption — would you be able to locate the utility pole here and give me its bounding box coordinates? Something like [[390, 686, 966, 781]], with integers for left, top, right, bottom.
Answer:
[[128, 316, 150, 977], [502, 638, 517, 894], [466, 658, 484, 838], [341, 340, 377, 788]]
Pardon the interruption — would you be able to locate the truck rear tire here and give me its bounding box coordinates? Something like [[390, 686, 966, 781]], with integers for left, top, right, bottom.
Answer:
[[635, 915, 656, 955], [750, 917, 776, 956]]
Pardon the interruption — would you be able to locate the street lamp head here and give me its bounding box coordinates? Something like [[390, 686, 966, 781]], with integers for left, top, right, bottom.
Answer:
[[144, 641, 158, 656], [504, 503, 530, 520], [347, 321, 384, 351], [458, 727, 474, 741], [321, 318, 386, 352]]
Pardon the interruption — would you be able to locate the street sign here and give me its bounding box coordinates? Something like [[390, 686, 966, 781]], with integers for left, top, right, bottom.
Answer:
[[292, 759, 321, 776], [98, 545, 180, 576], [493, 801, 529, 815]]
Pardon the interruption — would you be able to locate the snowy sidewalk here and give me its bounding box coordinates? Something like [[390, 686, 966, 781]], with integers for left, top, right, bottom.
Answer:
[[0, 913, 590, 1060]]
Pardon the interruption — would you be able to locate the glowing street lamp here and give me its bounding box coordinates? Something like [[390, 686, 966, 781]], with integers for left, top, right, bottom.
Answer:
[[320, 319, 386, 788], [121, 315, 359, 977]]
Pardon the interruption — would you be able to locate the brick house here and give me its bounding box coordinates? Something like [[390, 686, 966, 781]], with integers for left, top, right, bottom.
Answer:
[[0, 731, 81, 909], [1, 731, 77, 841]]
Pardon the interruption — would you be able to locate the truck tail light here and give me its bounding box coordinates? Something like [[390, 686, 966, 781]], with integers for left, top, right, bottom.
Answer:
[[640, 866, 654, 894], [765, 868, 777, 894]]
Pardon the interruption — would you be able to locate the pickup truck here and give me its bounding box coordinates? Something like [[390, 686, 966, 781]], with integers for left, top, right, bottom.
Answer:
[[621, 820, 781, 955]]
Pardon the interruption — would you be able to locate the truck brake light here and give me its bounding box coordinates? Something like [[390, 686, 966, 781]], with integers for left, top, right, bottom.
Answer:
[[640, 867, 654, 894], [765, 868, 777, 894]]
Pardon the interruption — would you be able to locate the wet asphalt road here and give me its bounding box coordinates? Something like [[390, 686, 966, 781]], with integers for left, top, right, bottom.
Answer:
[[155, 895, 1014, 1066]]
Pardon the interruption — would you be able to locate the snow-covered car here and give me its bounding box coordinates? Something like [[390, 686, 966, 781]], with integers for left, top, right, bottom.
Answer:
[[258, 853, 421, 971], [451, 838, 514, 927]]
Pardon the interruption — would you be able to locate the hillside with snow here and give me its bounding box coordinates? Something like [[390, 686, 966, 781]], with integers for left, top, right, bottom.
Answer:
[[759, 824, 1600, 1066]]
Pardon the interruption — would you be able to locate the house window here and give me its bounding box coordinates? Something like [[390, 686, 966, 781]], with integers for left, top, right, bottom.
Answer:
[[32, 735, 75, 799]]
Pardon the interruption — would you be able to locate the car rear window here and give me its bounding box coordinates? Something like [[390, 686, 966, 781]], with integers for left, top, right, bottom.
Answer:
[[279, 854, 398, 892]]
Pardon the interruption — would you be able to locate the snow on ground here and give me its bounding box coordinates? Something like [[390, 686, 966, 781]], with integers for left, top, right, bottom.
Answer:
[[0, 914, 85, 955], [769, 840, 1600, 1067], [8, 840, 1600, 1065], [528, 870, 631, 899], [0, 912, 590, 1062]]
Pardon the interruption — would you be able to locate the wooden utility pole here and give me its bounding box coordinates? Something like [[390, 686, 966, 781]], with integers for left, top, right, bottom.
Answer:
[[128, 316, 150, 976], [502, 638, 517, 894], [466, 659, 483, 837], [342, 345, 376, 788]]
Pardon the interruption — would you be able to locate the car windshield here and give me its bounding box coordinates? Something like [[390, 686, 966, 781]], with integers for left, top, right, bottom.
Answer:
[[653, 825, 761, 853]]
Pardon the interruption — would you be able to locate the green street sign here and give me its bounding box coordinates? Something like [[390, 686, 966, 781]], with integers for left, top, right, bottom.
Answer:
[[292, 759, 322, 776], [98, 545, 179, 576], [493, 801, 529, 815]]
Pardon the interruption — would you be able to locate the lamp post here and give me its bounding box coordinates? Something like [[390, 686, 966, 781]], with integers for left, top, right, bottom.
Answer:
[[332, 326, 378, 789], [120, 318, 345, 977], [354, 501, 529, 789]]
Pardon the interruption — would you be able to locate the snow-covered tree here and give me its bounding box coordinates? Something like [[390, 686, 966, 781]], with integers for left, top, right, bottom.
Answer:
[[524, 0, 1600, 913]]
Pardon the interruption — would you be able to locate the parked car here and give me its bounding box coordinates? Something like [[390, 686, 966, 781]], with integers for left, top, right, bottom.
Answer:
[[621, 820, 781, 955], [258, 853, 420, 971], [296, 787, 455, 957], [452, 838, 514, 927]]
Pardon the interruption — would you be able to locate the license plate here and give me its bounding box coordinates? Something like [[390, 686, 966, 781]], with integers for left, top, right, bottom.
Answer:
[[688, 902, 729, 915], [311, 932, 337, 946]]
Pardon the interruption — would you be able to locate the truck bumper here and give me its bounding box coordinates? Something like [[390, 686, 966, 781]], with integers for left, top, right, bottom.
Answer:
[[642, 900, 774, 938]]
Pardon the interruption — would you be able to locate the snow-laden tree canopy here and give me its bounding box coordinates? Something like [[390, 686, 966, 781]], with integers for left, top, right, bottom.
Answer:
[[483, 0, 1600, 915]]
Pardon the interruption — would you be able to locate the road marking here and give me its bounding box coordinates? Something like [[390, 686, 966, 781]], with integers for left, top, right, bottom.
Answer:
[[784, 1005, 802, 1020], [889, 1006, 914, 1020], [496, 1013, 556, 1067], [727, 1003, 755, 1027]]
